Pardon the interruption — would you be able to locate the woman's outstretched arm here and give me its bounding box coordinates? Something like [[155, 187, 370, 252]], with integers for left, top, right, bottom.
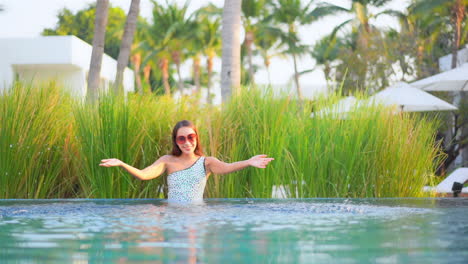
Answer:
[[206, 154, 274, 175], [99, 155, 169, 180]]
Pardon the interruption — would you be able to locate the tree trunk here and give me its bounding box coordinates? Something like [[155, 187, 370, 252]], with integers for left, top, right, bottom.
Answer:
[[324, 63, 331, 84], [176, 62, 183, 93], [245, 31, 255, 86], [451, 0, 465, 69], [159, 58, 171, 95], [143, 65, 151, 83], [292, 53, 303, 102], [266, 66, 272, 87], [114, 0, 140, 95], [416, 43, 425, 78], [264, 56, 271, 87], [453, 0, 467, 165], [221, 0, 242, 103], [143, 65, 151, 93], [207, 55, 214, 104], [193, 55, 201, 92], [87, 0, 109, 103], [131, 53, 142, 94], [172, 51, 184, 93]]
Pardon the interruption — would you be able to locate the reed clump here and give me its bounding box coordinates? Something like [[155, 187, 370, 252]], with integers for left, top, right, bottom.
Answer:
[[0, 83, 441, 198], [0, 82, 73, 198]]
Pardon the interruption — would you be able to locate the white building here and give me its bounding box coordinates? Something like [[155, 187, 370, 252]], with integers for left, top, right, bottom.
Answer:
[[0, 36, 134, 97], [439, 44, 468, 72]]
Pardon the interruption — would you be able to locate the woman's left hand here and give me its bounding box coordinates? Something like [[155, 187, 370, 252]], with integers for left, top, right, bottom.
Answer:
[[248, 155, 274, 168]]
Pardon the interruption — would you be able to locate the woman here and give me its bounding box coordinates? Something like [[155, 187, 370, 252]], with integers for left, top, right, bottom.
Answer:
[[100, 120, 274, 202]]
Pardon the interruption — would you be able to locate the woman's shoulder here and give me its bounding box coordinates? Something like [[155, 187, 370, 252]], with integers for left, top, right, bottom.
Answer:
[[204, 156, 220, 165], [158, 155, 174, 162]]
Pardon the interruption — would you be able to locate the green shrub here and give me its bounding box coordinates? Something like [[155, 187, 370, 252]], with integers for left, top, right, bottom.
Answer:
[[0, 83, 441, 198]]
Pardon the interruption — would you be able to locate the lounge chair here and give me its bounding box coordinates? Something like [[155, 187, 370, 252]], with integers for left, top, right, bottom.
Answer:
[[424, 168, 468, 195]]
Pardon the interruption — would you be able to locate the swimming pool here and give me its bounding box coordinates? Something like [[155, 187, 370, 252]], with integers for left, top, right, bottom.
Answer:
[[0, 198, 467, 263]]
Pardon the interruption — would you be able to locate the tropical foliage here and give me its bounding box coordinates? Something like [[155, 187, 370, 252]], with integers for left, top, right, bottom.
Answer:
[[0, 83, 441, 198], [269, 0, 319, 101], [42, 3, 127, 60], [42, 1, 468, 96], [34, 0, 468, 178]]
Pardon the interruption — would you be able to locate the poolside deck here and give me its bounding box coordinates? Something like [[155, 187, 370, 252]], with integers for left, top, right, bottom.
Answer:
[[435, 192, 468, 198]]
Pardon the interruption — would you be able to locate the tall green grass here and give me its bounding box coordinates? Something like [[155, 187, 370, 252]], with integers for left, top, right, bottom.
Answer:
[[0, 82, 73, 198], [0, 83, 441, 198], [205, 90, 441, 198]]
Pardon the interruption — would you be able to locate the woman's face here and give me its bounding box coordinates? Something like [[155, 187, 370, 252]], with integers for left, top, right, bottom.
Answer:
[[176, 127, 197, 155]]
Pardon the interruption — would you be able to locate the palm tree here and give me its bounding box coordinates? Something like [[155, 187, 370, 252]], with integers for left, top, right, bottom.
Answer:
[[163, 2, 196, 93], [450, 0, 466, 68], [315, 0, 395, 37], [411, 0, 468, 69], [188, 12, 222, 98], [221, 0, 242, 102], [140, 20, 171, 95], [241, 0, 268, 85], [313, 0, 403, 69], [202, 18, 222, 103], [411, 0, 468, 167], [129, 18, 152, 94], [270, 0, 319, 101], [393, 7, 444, 78], [253, 24, 282, 86], [311, 34, 343, 84], [195, 4, 222, 102], [143, 1, 195, 95], [87, 0, 109, 103], [312, 0, 401, 92], [389, 0, 467, 79], [114, 0, 140, 94], [188, 38, 203, 93], [130, 52, 143, 93]]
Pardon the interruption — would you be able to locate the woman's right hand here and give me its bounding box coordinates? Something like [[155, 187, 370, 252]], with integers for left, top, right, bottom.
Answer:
[[99, 158, 124, 167]]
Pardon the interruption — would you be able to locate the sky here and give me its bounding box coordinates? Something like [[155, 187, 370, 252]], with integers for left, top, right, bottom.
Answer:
[[0, 0, 410, 87]]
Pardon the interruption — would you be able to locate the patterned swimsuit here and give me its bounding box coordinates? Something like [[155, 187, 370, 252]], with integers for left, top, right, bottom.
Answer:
[[167, 157, 207, 203]]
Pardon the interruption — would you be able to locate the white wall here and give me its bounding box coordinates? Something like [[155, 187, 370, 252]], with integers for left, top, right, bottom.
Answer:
[[14, 64, 86, 97], [0, 36, 134, 96], [439, 45, 468, 72]]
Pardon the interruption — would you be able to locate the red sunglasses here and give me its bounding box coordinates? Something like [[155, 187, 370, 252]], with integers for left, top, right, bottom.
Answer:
[[176, 133, 197, 144]]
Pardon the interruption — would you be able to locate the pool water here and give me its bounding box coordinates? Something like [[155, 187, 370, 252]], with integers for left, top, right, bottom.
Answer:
[[0, 198, 467, 263]]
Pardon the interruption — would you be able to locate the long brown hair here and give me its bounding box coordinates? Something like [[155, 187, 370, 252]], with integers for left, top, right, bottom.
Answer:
[[171, 120, 204, 156]]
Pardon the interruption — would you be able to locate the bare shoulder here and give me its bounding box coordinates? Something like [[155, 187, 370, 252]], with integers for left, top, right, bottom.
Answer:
[[153, 155, 172, 164], [205, 156, 221, 165], [161, 155, 173, 161], [204, 156, 220, 175]]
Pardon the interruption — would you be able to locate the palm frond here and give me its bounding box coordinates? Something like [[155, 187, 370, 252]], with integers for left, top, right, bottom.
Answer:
[[330, 19, 353, 39]]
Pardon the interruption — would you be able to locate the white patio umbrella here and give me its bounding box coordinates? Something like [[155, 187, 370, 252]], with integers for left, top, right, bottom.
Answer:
[[369, 82, 458, 112], [411, 63, 468, 91], [310, 96, 360, 118]]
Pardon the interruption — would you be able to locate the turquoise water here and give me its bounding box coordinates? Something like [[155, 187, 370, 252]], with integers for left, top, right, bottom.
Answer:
[[0, 198, 467, 263]]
